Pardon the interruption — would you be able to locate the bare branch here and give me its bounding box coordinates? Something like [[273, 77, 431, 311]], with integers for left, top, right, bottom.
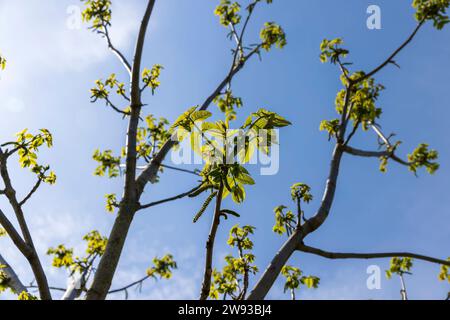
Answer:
[[343, 121, 360, 146], [0, 211, 31, 259], [356, 21, 425, 84], [336, 56, 351, 82], [298, 244, 450, 266], [108, 275, 150, 295], [104, 96, 130, 116], [199, 44, 261, 112], [343, 145, 410, 166], [199, 183, 224, 300], [338, 87, 353, 143], [87, 0, 157, 301], [27, 285, 66, 293], [138, 185, 203, 210], [160, 164, 200, 177], [19, 178, 42, 207], [100, 25, 132, 75]]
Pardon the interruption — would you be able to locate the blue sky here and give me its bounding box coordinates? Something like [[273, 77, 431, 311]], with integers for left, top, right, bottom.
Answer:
[[0, 0, 449, 300]]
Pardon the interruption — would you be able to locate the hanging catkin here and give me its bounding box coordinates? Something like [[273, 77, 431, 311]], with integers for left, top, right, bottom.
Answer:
[[193, 191, 218, 223]]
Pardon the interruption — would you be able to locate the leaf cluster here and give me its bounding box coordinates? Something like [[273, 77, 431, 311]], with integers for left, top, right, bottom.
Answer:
[[273, 183, 313, 235], [408, 143, 439, 174], [14, 129, 56, 185], [210, 225, 258, 300], [142, 64, 164, 95], [47, 230, 108, 274], [0, 54, 6, 70], [320, 38, 348, 64], [386, 257, 413, 279], [146, 254, 178, 280], [413, 0, 450, 29], [81, 0, 112, 31], [281, 265, 320, 293]]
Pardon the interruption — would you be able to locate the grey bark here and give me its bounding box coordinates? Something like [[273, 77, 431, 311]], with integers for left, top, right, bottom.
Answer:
[[0, 253, 27, 294], [86, 0, 157, 300]]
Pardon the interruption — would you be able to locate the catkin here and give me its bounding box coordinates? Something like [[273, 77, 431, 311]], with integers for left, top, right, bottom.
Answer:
[[193, 191, 218, 223]]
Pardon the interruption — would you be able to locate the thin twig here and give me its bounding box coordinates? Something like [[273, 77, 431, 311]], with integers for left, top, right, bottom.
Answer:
[[139, 184, 203, 210], [19, 178, 42, 207], [108, 275, 151, 294], [160, 164, 201, 176], [101, 25, 132, 75], [104, 96, 130, 116], [355, 21, 425, 84]]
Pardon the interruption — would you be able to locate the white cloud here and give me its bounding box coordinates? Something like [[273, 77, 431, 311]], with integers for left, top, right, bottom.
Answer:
[[0, 1, 139, 72], [0, 0, 141, 115], [3, 97, 25, 113]]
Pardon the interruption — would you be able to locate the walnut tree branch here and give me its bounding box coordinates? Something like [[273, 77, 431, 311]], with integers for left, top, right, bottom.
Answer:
[[108, 275, 151, 295], [0, 253, 28, 294], [297, 244, 450, 266], [0, 155, 52, 300], [355, 20, 425, 84], [199, 183, 224, 300], [86, 0, 157, 301], [138, 184, 203, 210], [19, 177, 43, 207], [159, 163, 201, 176], [99, 24, 132, 76], [343, 145, 410, 166]]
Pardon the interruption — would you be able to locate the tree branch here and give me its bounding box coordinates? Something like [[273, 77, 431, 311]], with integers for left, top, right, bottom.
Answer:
[[100, 25, 132, 76], [247, 228, 304, 300], [199, 183, 224, 300], [138, 184, 202, 210], [108, 275, 150, 295], [338, 87, 353, 143], [0, 209, 31, 259], [248, 140, 346, 301], [0, 157, 51, 300], [297, 244, 450, 266], [343, 121, 360, 146], [343, 145, 410, 166], [356, 21, 425, 84], [19, 178, 42, 207], [0, 253, 28, 294], [86, 0, 157, 301], [160, 164, 200, 177], [27, 285, 66, 293], [104, 96, 130, 116], [249, 13, 437, 302]]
